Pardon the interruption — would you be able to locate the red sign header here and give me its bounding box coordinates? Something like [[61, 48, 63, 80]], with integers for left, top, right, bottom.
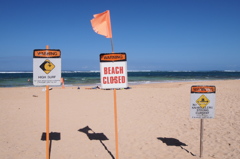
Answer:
[[191, 86, 216, 93]]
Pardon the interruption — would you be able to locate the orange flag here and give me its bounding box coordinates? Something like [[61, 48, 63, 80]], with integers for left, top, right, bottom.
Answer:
[[91, 10, 112, 38]]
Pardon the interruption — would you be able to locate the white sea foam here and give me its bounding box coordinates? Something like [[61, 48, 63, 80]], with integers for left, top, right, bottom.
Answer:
[[0, 72, 32, 73]]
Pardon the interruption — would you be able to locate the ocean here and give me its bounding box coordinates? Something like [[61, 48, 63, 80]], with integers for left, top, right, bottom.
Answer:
[[0, 71, 240, 87]]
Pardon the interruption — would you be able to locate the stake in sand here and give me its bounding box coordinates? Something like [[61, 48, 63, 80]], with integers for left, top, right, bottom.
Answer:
[[99, 53, 128, 159], [190, 85, 216, 158], [33, 45, 61, 159], [91, 10, 128, 159]]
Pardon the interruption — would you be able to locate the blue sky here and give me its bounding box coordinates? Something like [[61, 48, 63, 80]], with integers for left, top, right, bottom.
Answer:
[[0, 0, 239, 71]]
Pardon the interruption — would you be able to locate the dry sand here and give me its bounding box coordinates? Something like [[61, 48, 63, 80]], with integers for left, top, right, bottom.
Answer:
[[0, 80, 240, 159]]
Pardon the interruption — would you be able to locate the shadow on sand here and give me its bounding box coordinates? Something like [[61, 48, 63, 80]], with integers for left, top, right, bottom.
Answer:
[[157, 137, 196, 156], [41, 132, 61, 159], [78, 126, 115, 159]]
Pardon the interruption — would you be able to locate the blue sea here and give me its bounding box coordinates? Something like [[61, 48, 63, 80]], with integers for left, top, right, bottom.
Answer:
[[0, 71, 240, 87]]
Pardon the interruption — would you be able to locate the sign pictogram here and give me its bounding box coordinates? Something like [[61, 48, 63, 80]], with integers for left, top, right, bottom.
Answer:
[[40, 59, 55, 74], [196, 95, 210, 108]]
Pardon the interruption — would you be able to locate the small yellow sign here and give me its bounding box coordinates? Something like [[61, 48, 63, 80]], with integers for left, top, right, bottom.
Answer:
[[196, 95, 210, 108], [40, 59, 55, 74]]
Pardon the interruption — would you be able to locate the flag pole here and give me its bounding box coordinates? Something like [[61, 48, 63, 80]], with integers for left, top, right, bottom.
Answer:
[[110, 38, 114, 53], [91, 10, 118, 159], [108, 11, 119, 159]]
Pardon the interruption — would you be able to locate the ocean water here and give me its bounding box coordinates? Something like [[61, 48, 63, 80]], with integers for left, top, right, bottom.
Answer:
[[0, 71, 240, 87]]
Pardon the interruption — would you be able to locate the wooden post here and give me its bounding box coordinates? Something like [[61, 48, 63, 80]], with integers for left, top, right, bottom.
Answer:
[[111, 41, 119, 159], [45, 45, 50, 159], [113, 88, 119, 159], [200, 119, 204, 158], [46, 85, 50, 159]]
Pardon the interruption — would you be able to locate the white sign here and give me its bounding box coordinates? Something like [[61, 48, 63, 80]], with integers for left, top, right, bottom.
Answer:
[[100, 53, 128, 89], [33, 49, 61, 86], [190, 86, 216, 119]]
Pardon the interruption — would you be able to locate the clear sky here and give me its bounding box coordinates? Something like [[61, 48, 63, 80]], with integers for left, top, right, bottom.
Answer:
[[0, 0, 239, 71]]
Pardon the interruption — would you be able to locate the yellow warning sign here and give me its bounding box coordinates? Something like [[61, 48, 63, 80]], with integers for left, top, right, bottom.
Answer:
[[196, 95, 210, 108], [40, 59, 55, 74]]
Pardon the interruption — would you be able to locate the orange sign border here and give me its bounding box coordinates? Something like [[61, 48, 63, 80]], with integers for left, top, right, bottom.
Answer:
[[100, 53, 126, 62], [33, 49, 61, 58], [191, 85, 216, 93]]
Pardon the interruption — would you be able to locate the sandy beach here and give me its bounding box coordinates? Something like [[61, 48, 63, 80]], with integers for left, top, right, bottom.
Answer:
[[0, 80, 240, 159]]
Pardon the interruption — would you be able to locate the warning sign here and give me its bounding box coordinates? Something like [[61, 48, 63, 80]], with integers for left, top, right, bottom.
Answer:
[[33, 49, 61, 86], [190, 85, 216, 119], [100, 53, 128, 89]]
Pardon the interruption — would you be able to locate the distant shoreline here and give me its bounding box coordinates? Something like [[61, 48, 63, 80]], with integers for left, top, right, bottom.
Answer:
[[1, 71, 240, 88], [1, 79, 239, 88], [1, 70, 240, 73]]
